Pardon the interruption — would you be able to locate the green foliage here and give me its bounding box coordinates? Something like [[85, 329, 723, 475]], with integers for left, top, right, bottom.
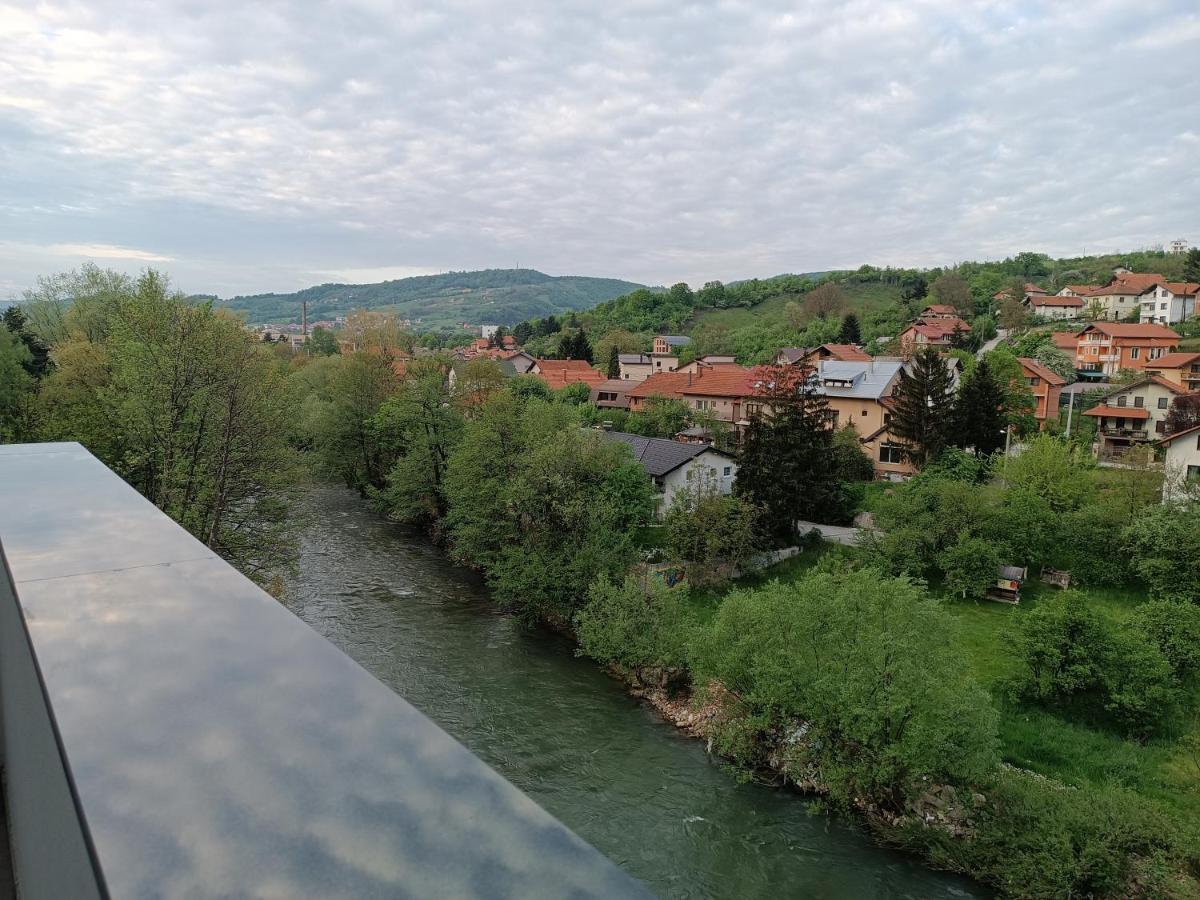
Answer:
[[553, 381, 592, 406], [889, 348, 956, 465], [663, 481, 759, 586], [930, 271, 974, 316], [830, 423, 875, 483], [0, 327, 33, 440], [837, 312, 861, 344], [984, 348, 1037, 434], [3, 305, 51, 378], [306, 325, 340, 356], [1122, 500, 1200, 603], [626, 396, 692, 438], [692, 569, 999, 799], [953, 357, 1007, 456], [939, 532, 1002, 599], [575, 575, 692, 670]]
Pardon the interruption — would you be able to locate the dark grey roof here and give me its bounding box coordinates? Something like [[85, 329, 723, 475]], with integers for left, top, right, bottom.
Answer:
[[618, 353, 651, 364], [602, 430, 725, 477], [660, 335, 692, 347]]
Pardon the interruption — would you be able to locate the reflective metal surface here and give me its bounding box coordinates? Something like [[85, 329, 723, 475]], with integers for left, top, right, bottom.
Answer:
[[0, 443, 651, 899]]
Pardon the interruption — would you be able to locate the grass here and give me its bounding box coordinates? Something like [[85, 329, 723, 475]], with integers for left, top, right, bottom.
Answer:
[[706, 541, 1200, 823], [686, 281, 905, 333]]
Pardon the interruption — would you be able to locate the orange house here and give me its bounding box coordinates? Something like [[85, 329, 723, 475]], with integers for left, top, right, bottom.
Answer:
[[1074, 323, 1180, 376], [1017, 358, 1066, 429], [529, 359, 605, 389], [1145, 352, 1200, 391]]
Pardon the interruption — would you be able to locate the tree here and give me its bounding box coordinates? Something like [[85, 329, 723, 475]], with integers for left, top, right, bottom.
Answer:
[[838, 312, 862, 345], [985, 348, 1037, 434], [0, 327, 33, 440], [736, 364, 843, 541], [888, 348, 955, 466], [306, 325, 340, 356], [341, 309, 412, 356], [606, 344, 620, 378], [454, 357, 506, 410], [697, 280, 726, 308], [803, 282, 846, 321], [998, 278, 1030, 331], [557, 328, 593, 362], [1033, 345, 1076, 382], [830, 423, 875, 482], [691, 568, 999, 799], [899, 272, 928, 304], [1164, 392, 1200, 436], [3, 305, 52, 378], [939, 532, 1002, 599], [931, 272, 974, 317], [664, 480, 759, 586], [626, 397, 691, 438], [575, 575, 692, 671], [1182, 247, 1200, 284], [1123, 501, 1200, 603], [953, 357, 1007, 456]]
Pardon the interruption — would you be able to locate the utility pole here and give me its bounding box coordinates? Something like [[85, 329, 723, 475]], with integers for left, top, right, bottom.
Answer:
[[1000, 425, 1013, 488], [1064, 389, 1075, 436]]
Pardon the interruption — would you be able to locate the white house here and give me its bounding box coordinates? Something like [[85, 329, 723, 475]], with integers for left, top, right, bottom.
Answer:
[[1138, 282, 1199, 325], [480, 324, 500, 340], [618, 353, 655, 380], [1159, 423, 1200, 502], [1027, 294, 1083, 320], [1081, 375, 1181, 460], [601, 430, 736, 518]]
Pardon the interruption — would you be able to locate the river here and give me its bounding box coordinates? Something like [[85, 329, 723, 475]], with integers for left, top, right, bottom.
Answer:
[[281, 485, 983, 900]]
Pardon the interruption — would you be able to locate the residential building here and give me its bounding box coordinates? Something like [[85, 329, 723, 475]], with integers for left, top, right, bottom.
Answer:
[[625, 371, 690, 411], [1026, 294, 1083, 320], [618, 353, 653, 380], [497, 350, 536, 375], [1058, 284, 1099, 297], [1169, 239, 1189, 255], [897, 317, 970, 355], [810, 358, 915, 480], [1137, 282, 1199, 325], [1145, 351, 1200, 391], [677, 354, 738, 373], [993, 283, 1048, 302], [653, 335, 692, 355], [1017, 358, 1066, 428], [1050, 331, 1079, 354], [1080, 272, 1165, 320], [1159, 423, 1200, 501], [529, 359, 605, 390], [919, 304, 959, 319], [1073, 322, 1179, 376], [1081, 376, 1181, 459], [773, 344, 871, 367], [601, 430, 737, 517], [480, 324, 500, 340], [677, 368, 756, 429], [589, 378, 637, 410]]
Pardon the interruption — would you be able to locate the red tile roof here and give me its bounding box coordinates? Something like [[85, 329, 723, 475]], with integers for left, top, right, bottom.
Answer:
[[1082, 405, 1150, 420], [679, 368, 755, 398], [1050, 332, 1079, 351], [1145, 352, 1200, 369], [531, 359, 604, 389], [1077, 322, 1180, 340], [625, 372, 691, 400], [820, 343, 872, 361], [1086, 273, 1166, 295], [1138, 282, 1200, 297], [920, 304, 957, 315], [1064, 284, 1099, 294], [1018, 357, 1067, 386], [1030, 295, 1083, 307]]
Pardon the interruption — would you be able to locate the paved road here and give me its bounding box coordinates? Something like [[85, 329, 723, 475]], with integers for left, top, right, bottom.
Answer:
[[977, 328, 1008, 357], [795, 520, 863, 546]]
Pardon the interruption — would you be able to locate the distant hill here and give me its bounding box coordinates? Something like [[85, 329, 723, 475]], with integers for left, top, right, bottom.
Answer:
[[215, 269, 646, 330]]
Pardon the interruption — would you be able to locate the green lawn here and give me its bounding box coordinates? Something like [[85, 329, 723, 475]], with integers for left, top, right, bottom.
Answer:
[[719, 544, 1200, 822]]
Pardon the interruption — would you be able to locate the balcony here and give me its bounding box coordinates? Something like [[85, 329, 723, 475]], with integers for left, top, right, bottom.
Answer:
[[0, 443, 649, 900], [1100, 425, 1149, 439]]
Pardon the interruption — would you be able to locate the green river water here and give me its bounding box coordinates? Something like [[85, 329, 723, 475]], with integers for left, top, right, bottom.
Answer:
[[282, 485, 984, 899]]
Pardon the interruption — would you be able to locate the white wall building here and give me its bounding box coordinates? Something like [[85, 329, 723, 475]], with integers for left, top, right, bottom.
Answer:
[[1160, 424, 1200, 502], [1138, 283, 1199, 325], [601, 431, 736, 518]]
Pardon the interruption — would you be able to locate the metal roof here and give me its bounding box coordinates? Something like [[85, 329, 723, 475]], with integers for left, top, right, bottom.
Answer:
[[813, 359, 904, 400]]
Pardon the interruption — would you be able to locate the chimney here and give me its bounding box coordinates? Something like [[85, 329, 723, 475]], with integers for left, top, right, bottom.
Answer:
[[687, 372, 693, 386], [302, 300, 308, 336]]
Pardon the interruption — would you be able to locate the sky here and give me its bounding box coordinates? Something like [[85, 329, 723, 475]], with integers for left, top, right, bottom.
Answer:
[[2, 0, 1198, 299]]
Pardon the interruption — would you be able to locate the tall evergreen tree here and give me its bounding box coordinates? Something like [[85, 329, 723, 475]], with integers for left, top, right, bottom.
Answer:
[[3, 306, 51, 378], [890, 348, 956, 466], [606, 344, 620, 378], [1184, 247, 1200, 284], [838, 312, 862, 345], [512, 320, 533, 345], [953, 357, 1007, 457], [735, 365, 842, 542]]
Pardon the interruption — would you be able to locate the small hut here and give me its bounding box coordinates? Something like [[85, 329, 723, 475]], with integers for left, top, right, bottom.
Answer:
[[986, 565, 1027, 604]]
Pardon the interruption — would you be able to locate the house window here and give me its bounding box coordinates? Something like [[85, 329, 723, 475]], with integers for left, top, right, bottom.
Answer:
[[1150, 347, 1165, 360], [1026, 376, 1040, 386], [1156, 421, 1166, 434], [879, 442, 905, 464], [861, 409, 869, 417], [1134, 396, 1144, 408], [723, 466, 731, 476], [1159, 397, 1169, 409], [1188, 465, 1200, 481], [1117, 395, 1127, 407], [1130, 347, 1140, 360]]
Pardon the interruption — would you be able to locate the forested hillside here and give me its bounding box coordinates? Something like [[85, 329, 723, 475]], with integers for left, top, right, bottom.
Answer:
[[216, 268, 646, 330]]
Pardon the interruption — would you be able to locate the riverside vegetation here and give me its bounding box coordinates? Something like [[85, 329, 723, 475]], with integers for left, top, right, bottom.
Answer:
[[4, 264, 1200, 898]]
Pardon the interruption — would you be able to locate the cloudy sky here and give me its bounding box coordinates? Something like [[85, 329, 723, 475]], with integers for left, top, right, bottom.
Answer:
[[2, 1, 1197, 299]]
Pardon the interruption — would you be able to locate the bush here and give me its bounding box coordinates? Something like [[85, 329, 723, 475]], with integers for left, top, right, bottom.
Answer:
[[663, 481, 759, 586], [575, 575, 692, 671], [691, 569, 999, 801], [1123, 502, 1200, 603]]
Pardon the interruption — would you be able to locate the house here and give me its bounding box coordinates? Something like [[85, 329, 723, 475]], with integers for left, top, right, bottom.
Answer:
[[497, 350, 536, 375], [1137, 282, 1199, 325], [1073, 322, 1180, 376], [1144, 352, 1200, 391], [618, 353, 654, 380], [1017, 358, 1067, 429], [1081, 375, 1181, 460], [774, 345, 871, 366], [1159, 423, 1200, 501], [810, 358, 915, 479], [919, 304, 959, 319], [529, 359, 605, 390], [897, 317, 970, 355], [589, 378, 637, 410], [1058, 284, 1099, 297], [1027, 294, 1084, 321], [676, 354, 739, 373], [1050, 331, 1079, 353], [601, 430, 737, 517], [677, 367, 757, 430], [1080, 272, 1165, 320], [1169, 239, 1189, 255], [625, 371, 691, 411], [993, 283, 1048, 302], [653, 335, 692, 355], [480, 324, 500, 340]]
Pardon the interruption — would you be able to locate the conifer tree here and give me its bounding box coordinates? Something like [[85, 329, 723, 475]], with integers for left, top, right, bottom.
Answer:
[[606, 344, 620, 378], [953, 357, 1006, 457], [838, 312, 862, 345], [1184, 247, 1200, 284], [735, 365, 842, 542], [889, 348, 955, 466]]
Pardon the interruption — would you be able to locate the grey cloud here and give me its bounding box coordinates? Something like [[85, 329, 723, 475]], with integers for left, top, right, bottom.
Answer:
[[1, 0, 1197, 297]]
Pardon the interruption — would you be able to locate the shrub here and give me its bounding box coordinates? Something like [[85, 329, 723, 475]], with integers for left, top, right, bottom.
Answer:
[[663, 481, 759, 586], [691, 569, 999, 801], [1123, 502, 1200, 602], [575, 575, 692, 671]]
